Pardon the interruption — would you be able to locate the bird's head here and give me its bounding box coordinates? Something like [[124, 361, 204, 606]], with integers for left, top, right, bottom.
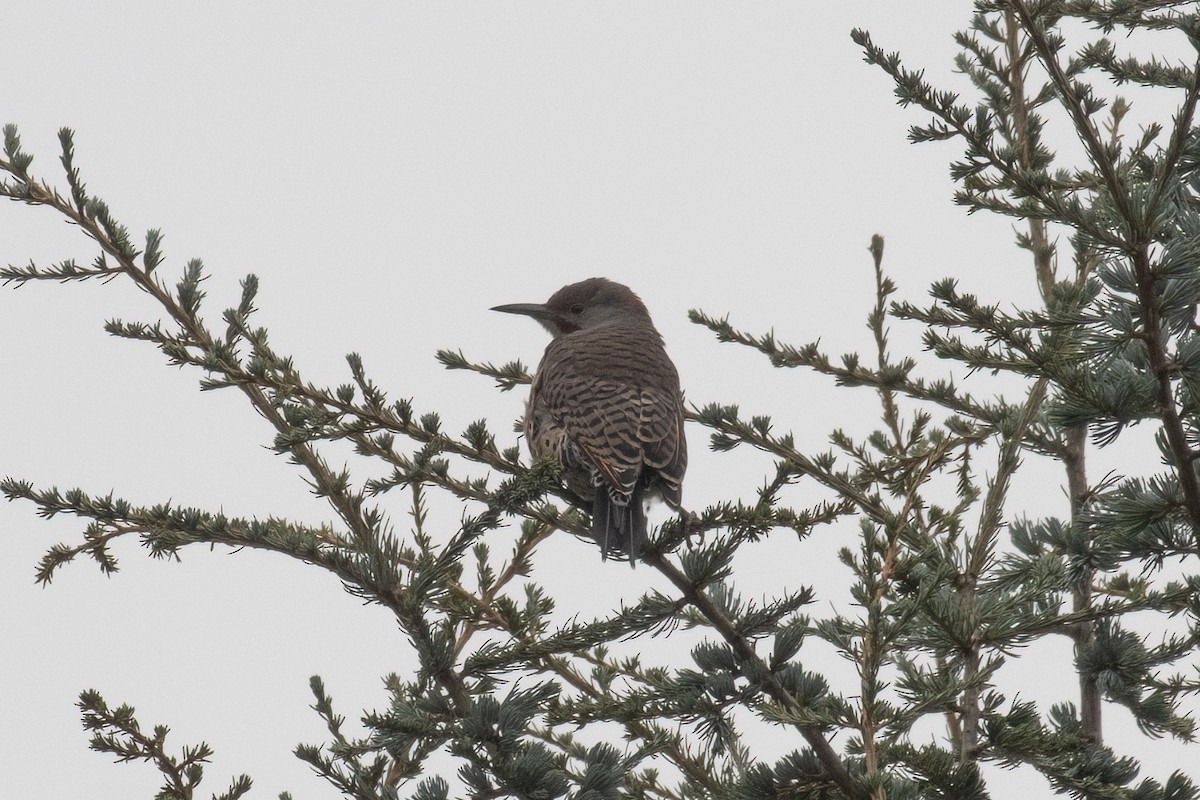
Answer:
[[491, 277, 652, 337]]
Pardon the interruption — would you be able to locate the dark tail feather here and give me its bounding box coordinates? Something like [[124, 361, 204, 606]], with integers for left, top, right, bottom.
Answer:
[[591, 492, 612, 559], [627, 483, 646, 564], [590, 483, 646, 567]]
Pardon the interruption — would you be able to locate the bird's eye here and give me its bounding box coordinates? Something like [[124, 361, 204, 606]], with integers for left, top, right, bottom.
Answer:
[[570, 303, 584, 314]]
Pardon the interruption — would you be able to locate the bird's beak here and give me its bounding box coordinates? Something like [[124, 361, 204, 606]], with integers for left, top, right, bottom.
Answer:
[[490, 302, 551, 319]]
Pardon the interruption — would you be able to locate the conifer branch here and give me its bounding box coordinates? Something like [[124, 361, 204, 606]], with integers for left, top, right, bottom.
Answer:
[[1009, 0, 1200, 543], [998, 5, 1108, 742], [642, 550, 867, 800], [78, 689, 252, 800]]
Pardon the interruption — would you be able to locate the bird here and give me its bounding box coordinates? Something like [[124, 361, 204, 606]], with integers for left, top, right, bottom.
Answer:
[[492, 277, 687, 565]]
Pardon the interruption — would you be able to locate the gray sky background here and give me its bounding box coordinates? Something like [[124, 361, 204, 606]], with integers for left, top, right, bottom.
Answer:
[[2, 2, 1195, 796]]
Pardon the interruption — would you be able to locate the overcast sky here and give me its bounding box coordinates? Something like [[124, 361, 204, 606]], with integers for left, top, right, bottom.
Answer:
[[2, 3, 1195, 797]]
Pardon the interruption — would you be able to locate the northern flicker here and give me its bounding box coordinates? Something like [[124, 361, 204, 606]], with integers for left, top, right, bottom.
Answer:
[[492, 277, 687, 564]]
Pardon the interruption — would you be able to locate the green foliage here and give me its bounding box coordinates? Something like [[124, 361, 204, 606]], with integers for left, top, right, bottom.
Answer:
[[78, 689, 252, 800], [6, 3, 1200, 799]]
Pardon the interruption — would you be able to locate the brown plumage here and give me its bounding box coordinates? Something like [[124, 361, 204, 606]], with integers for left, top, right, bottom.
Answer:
[[492, 278, 687, 564]]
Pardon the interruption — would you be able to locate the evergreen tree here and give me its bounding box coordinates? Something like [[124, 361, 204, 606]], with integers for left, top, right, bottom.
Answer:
[[3, 2, 1199, 798]]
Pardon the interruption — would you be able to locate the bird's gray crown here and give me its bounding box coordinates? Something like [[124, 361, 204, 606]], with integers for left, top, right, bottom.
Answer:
[[492, 277, 654, 337]]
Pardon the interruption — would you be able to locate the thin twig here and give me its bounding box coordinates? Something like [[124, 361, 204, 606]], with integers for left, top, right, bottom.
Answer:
[[643, 551, 867, 800]]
